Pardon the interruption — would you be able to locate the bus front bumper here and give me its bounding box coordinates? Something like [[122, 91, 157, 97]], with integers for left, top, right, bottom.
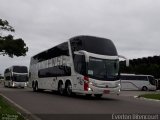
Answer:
[[74, 86, 121, 95], [12, 82, 28, 87]]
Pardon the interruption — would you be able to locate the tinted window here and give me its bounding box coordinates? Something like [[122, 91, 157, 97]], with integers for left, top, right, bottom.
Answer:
[[121, 75, 148, 81], [70, 36, 118, 56], [137, 76, 148, 81], [38, 66, 71, 78], [31, 42, 69, 64], [126, 76, 135, 80], [13, 66, 28, 73], [4, 69, 10, 74]]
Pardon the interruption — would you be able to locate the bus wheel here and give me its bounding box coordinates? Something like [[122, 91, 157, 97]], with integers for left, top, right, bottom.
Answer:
[[86, 94, 92, 98], [33, 82, 38, 92], [35, 82, 39, 92], [94, 94, 102, 98], [58, 82, 64, 95], [32, 81, 35, 91], [4, 82, 6, 87], [142, 86, 148, 91], [66, 82, 72, 96]]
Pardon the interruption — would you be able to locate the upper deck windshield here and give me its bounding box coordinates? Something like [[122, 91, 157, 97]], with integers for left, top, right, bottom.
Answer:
[[87, 57, 119, 81], [13, 66, 28, 73], [70, 36, 118, 56]]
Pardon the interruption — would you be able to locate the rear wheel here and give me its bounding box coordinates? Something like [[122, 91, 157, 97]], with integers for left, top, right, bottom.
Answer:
[[58, 82, 64, 95], [33, 81, 38, 92], [32, 81, 35, 91], [142, 86, 148, 91], [66, 82, 72, 96]]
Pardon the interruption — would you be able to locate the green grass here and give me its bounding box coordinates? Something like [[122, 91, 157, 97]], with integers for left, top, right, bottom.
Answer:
[[0, 96, 25, 120], [139, 93, 160, 100]]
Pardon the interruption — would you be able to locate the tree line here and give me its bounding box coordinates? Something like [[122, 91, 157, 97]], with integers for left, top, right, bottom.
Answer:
[[120, 56, 160, 79], [0, 18, 28, 58]]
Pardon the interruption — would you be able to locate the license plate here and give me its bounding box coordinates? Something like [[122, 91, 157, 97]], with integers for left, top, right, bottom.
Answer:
[[103, 90, 110, 94]]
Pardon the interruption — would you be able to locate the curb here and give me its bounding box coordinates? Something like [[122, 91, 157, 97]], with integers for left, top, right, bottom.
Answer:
[[134, 95, 160, 102], [0, 93, 42, 120]]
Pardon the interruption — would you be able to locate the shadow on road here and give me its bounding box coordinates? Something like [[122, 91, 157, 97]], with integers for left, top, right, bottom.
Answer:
[[27, 89, 119, 101]]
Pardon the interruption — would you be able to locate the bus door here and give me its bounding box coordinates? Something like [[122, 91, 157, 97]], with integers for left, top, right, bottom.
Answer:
[[73, 54, 86, 91]]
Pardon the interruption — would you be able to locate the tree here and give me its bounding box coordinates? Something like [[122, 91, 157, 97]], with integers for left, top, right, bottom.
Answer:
[[0, 18, 28, 57], [120, 55, 160, 78]]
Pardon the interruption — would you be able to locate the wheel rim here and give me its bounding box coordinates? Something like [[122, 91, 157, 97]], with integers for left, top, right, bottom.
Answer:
[[35, 84, 38, 91], [58, 83, 63, 95], [34, 83, 38, 91], [67, 84, 72, 95], [143, 87, 147, 91]]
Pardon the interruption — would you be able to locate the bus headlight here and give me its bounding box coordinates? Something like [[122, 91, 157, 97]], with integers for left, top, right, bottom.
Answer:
[[25, 82, 27, 87], [88, 87, 92, 91], [115, 82, 121, 87], [12, 82, 15, 87]]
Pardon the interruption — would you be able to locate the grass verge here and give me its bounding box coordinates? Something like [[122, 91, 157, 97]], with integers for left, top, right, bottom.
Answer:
[[139, 93, 160, 100], [0, 96, 25, 120]]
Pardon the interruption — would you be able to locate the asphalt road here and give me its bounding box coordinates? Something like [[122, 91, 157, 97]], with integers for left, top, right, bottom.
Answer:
[[0, 83, 160, 120]]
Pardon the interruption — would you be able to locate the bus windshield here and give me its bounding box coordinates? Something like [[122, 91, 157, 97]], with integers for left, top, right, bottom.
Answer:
[[87, 57, 119, 81], [148, 76, 156, 85], [13, 74, 28, 82]]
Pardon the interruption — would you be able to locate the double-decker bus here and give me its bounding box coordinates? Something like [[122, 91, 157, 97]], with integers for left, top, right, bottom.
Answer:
[[29, 35, 127, 98], [0, 75, 4, 83], [4, 66, 28, 88], [120, 74, 157, 91]]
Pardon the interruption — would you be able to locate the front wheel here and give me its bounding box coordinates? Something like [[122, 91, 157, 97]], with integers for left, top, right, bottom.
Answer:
[[86, 94, 92, 97], [66, 82, 72, 96], [58, 82, 64, 95], [33, 81, 38, 92], [94, 94, 102, 98]]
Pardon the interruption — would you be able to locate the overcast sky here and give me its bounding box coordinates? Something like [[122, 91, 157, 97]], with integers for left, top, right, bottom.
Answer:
[[0, 0, 160, 74]]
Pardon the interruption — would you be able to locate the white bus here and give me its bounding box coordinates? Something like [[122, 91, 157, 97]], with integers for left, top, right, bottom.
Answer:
[[0, 75, 4, 83], [29, 35, 126, 98], [120, 74, 156, 91], [4, 66, 28, 88]]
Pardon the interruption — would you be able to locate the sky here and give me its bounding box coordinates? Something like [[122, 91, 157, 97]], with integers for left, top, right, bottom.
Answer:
[[0, 0, 160, 74]]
